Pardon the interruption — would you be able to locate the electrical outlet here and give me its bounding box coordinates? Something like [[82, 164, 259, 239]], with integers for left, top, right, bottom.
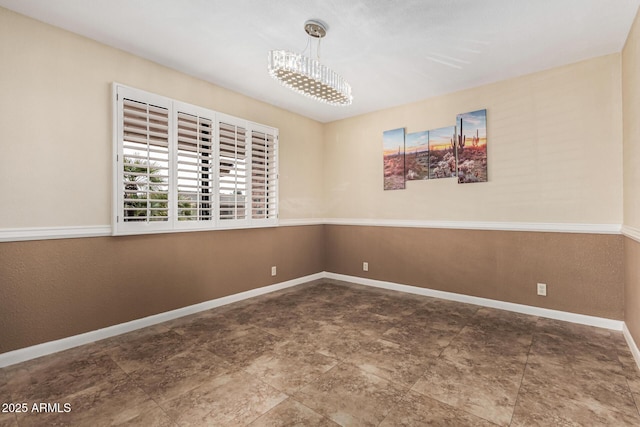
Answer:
[[363, 262, 369, 272], [271, 266, 277, 276], [537, 283, 547, 296]]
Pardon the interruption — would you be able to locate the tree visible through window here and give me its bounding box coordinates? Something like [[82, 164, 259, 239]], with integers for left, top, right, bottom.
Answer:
[[113, 84, 278, 235], [123, 157, 168, 221]]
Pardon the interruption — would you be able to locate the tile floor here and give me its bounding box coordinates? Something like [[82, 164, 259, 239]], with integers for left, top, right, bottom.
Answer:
[[1, 280, 640, 426]]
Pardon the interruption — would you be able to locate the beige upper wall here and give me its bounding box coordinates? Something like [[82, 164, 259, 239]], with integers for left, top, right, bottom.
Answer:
[[0, 7, 628, 228], [623, 7, 640, 229], [323, 55, 623, 224], [0, 7, 324, 228]]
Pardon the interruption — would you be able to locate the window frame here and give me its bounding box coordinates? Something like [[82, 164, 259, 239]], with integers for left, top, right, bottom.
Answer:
[[112, 83, 278, 236]]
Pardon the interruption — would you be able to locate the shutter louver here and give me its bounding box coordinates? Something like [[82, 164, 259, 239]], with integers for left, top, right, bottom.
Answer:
[[121, 98, 170, 223], [219, 121, 247, 221], [177, 112, 214, 222], [251, 130, 277, 220]]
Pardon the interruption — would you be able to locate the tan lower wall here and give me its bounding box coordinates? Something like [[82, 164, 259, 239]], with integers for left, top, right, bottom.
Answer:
[[0, 225, 324, 354], [0, 224, 628, 355], [325, 225, 624, 320], [625, 237, 640, 345]]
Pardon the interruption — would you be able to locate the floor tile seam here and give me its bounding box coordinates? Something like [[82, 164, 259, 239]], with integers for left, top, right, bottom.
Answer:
[[434, 337, 454, 359], [460, 326, 538, 344], [15, 375, 165, 426], [372, 334, 421, 352], [106, 358, 173, 423], [508, 329, 538, 427], [145, 390, 182, 426], [19, 353, 135, 405], [354, 360, 423, 391], [438, 312, 478, 357], [156, 379, 221, 425], [407, 382, 501, 426], [118, 396, 177, 426], [355, 336, 435, 390], [251, 324, 286, 339], [303, 359, 346, 382], [198, 343, 231, 364], [221, 387, 289, 427], [104, 349, 141, 377], [259, 397, 337, 427], [148, 368, 229, 410], [158, 374, 254, 426], [575, 396, 640, 423], [243, 396, 285, 426], [518, 369, 640, 413], [615, 346, 640, 380], [104, 349, 191, 423], [431, 392, 503, 426], [374, 406, 394, 426], [245, 324, 288, 342], [375, 379, 430, 427], [530, 329, 617, 348], [429, 352, 525, 424], [523, 348, 634, 380], [437, 349, 496, 372], [368, 374, 413, 427], [284, 395, 341, 426], [617, 350, 640, 373], [238, 361, 304, 396], [251, 322, 321, 341], [342, 359, 413, 394], [631, 390, 640, 417], [239, 368, 297, 403]]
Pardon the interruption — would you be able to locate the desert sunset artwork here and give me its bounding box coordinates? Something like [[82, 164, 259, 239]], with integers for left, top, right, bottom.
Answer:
[[405, 130, 429, 181], [428, 125, 456, 179], [456, 109, 487, 183], [383, 127, 406, 190]]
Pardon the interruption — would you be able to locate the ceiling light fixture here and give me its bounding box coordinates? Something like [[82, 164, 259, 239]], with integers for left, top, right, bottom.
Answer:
[[268, 19, 353, 106]]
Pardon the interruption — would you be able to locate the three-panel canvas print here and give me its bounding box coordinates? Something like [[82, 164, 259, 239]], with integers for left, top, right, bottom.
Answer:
[[383, 109, 487, 190]]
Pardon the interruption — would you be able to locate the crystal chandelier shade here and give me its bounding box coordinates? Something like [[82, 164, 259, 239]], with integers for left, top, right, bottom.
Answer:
[[267, 20, 352, 106]]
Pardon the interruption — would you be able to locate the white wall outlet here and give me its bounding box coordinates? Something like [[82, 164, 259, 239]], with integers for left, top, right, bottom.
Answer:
[[363, 262, 369, 272], [271, 266, 277, 276], [537, 283, 547, 296]]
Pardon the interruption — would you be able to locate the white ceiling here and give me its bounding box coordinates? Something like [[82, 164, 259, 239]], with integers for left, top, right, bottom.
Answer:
[[1, 0, 639, 122]]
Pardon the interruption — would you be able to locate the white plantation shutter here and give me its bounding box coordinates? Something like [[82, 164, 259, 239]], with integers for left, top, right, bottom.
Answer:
[[176, 107, 215, 225], [113, 84, 278, 235], [218, 118, 247, 223], [251, 127, 278, 222], [115, 87, 172, 234]]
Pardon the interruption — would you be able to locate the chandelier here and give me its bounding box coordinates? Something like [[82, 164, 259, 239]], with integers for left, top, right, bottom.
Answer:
[[268, 20, 353, 106]]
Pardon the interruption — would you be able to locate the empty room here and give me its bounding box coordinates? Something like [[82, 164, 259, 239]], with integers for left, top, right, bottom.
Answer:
[[2, 0, 640, 425]]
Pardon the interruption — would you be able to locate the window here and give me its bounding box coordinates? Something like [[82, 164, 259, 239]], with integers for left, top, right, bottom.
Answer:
[[113, 84, 278, 235]]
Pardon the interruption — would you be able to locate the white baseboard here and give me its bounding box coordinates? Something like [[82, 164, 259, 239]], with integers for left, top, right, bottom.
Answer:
[[623, 323, 640, 370], [0, 273, 323, 368], [0, 271, 633, 369], [325, 273, 624, 331]]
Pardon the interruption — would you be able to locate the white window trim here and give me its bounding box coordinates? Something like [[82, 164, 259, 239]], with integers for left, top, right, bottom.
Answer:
[[112, 83, 278, 236]]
